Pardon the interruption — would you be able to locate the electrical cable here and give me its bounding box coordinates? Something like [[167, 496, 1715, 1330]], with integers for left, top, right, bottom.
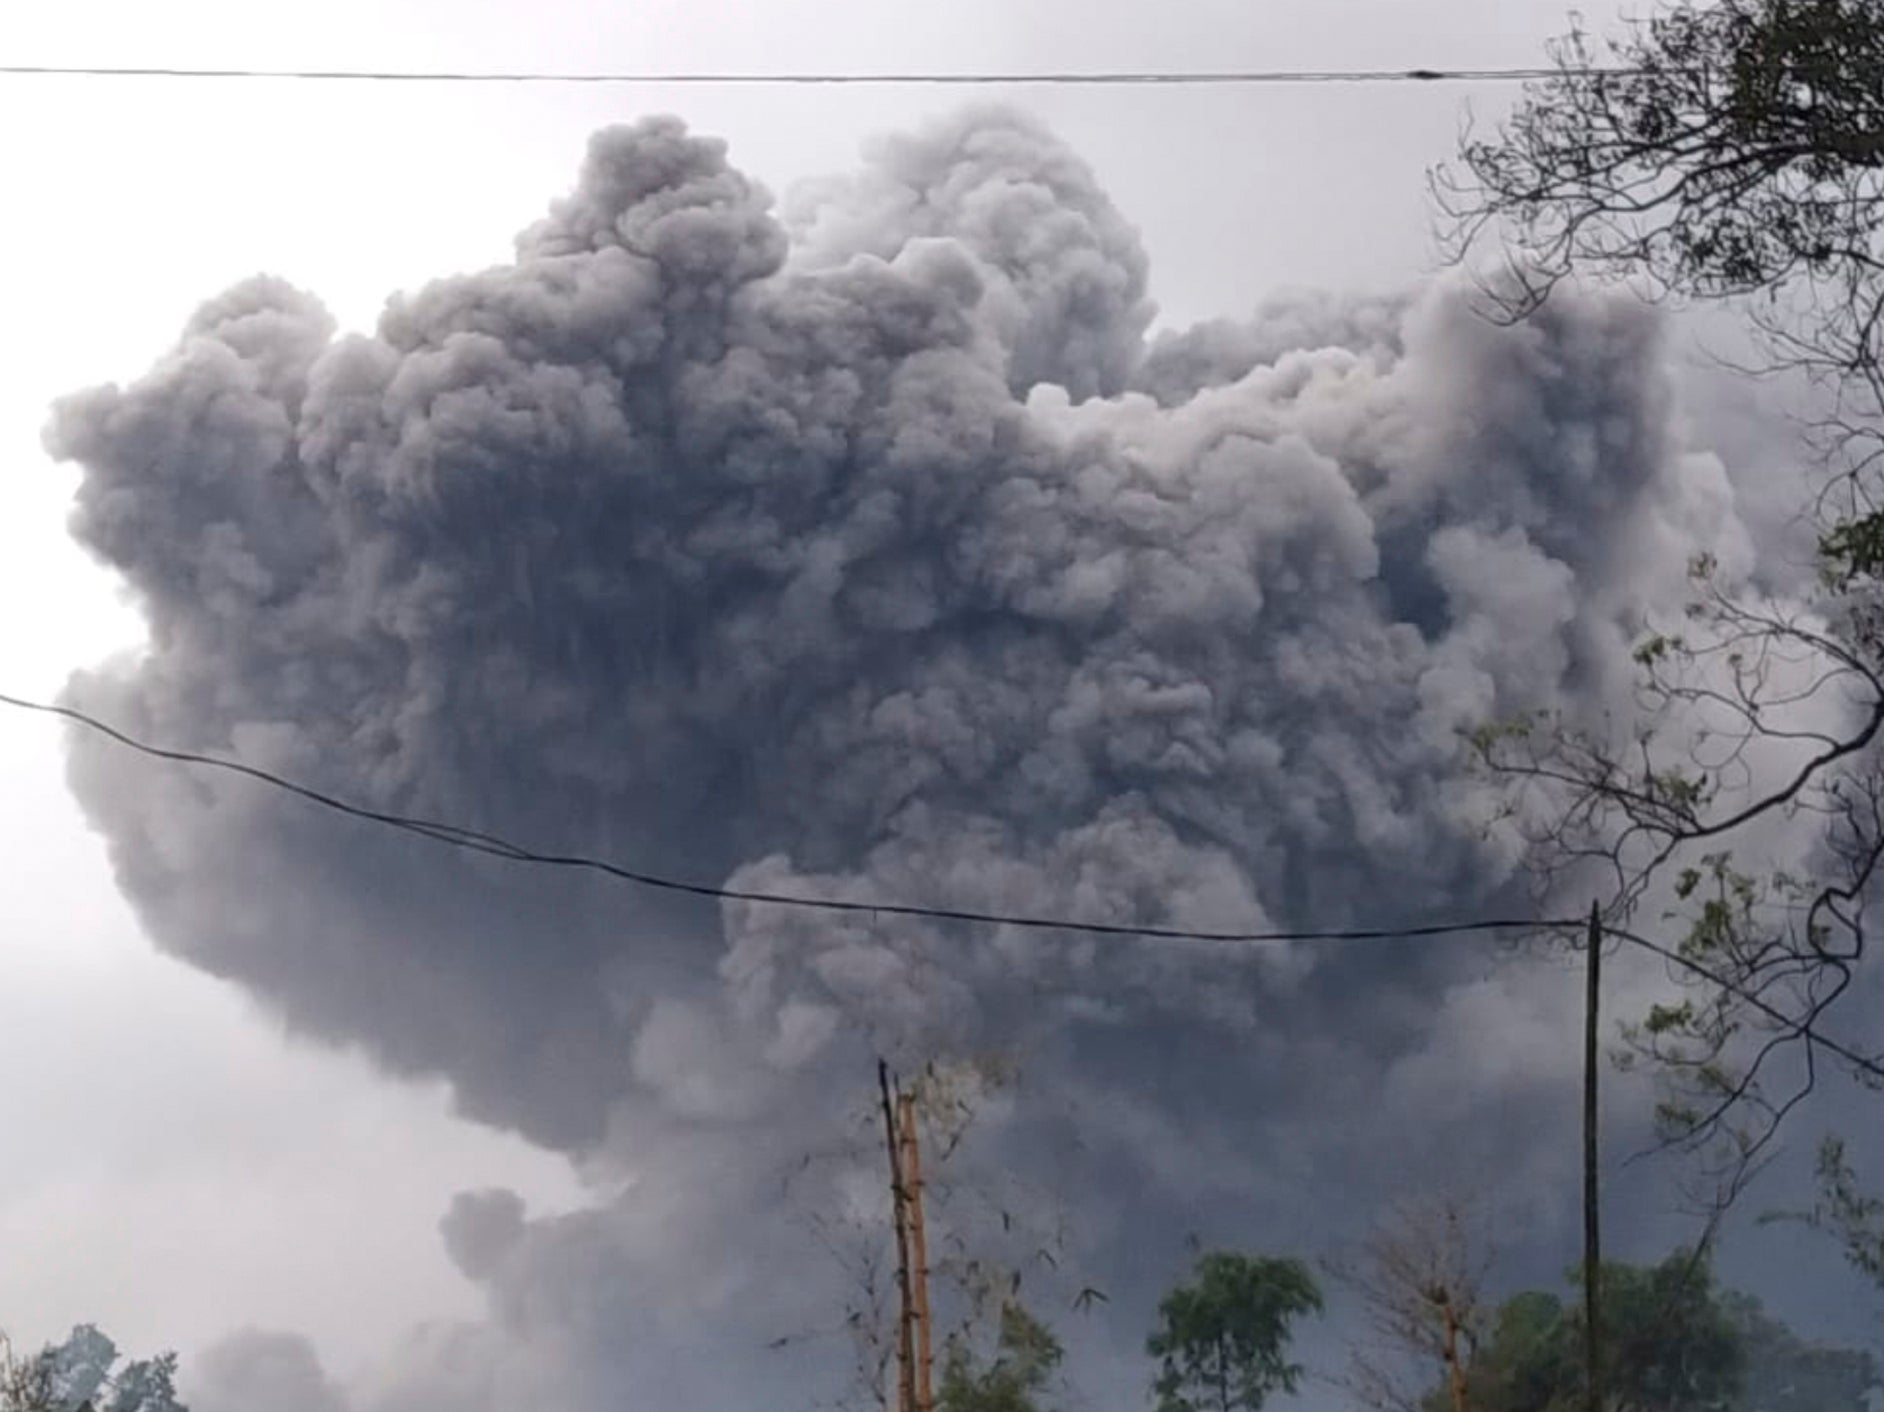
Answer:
[[0, 61, 1646, 87], [7, 687, 1879, 1079], [0, 689, 1575, 946]]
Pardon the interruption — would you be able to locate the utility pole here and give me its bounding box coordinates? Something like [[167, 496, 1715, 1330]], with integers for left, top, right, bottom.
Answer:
[[880, 1061, 918, 1412], [1583, 902, 1603, 1412]]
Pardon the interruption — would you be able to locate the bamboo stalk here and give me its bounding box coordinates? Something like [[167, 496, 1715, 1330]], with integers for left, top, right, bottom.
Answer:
[[899, 1091, 935, 1412], [879, 1061, 917, 1412]]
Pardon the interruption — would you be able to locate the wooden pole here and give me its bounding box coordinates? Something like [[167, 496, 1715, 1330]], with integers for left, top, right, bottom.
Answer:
[[879, 1061, 917, 1412], [1583, 902, 1603, 1412], [899, 1091, 935, 1412]]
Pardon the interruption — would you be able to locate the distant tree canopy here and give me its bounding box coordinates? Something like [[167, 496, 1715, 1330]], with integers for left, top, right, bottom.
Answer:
[[1147, 1253, 1323, 1412], [930, 1248, 1326, 1412], [1727, 1287, 1881, 1412], [1, 1327, 185, 1412], [1423, 1250, 1880, 1412]]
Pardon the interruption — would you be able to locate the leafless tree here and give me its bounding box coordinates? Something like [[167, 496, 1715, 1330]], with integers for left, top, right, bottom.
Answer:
[[1321, 1193, 1498, 1412]]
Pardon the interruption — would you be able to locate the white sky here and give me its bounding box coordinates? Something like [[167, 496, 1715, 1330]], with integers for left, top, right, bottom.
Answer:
[[0, 0, 1646, 1393]]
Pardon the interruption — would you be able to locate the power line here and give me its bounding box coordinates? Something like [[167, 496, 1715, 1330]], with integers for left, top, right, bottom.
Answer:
[[0, 61, 1639, 87], [0, 689, 1569, 947], [7, 686, 1882, 1083]]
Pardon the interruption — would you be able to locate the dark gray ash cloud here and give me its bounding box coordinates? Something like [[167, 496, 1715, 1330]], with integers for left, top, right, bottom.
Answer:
[[46, 104, 1777, 1410]]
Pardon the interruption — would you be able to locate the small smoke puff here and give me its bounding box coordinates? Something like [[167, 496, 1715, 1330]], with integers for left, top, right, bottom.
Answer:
[[440, 1188, 529, 1283], [191, 1330, 349, 1412]]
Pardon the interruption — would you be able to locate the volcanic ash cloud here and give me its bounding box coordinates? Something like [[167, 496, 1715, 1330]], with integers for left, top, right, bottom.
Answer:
[[49, 105, 1756, 1412]]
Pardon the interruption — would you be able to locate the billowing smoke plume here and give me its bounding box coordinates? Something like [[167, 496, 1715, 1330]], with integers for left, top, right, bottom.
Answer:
[[51, 106, 1757, 1410]]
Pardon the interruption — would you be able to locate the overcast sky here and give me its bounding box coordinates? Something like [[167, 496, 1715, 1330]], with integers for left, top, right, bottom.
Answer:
[[3, 3, 1878, 1411]]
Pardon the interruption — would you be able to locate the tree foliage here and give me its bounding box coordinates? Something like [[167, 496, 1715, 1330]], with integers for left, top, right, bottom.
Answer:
[[1428, 1249, 1879, 1412], [1146, 1253, 1323, 1412], [1465, 565, 1884, 1195], [1442, 0, 1884, 1210], [937, 1301, 1063, 1412], [0, 1327, 185, 1412], [1439, 0, 1884, 434], [1764, 1134, 1884, 1297]]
